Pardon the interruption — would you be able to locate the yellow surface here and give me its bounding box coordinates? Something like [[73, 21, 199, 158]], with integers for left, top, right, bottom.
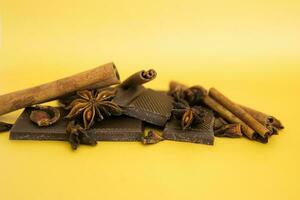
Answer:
[[0, 1, 300, 200]]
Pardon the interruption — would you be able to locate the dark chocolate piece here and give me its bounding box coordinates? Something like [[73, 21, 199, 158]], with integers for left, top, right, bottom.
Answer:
[[114, 87, 173, 127], [163, 108, 215, 145], [112, 69, 173, 127], [10, 108, 143, 141], [113, 85, 145, 107]]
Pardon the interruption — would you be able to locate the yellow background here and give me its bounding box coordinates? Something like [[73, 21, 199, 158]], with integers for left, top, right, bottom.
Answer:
[[0, 1, 300, 199]]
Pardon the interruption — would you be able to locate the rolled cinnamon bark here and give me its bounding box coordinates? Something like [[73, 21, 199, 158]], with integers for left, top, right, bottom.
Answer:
[[240, 105, 284, 134], [119, 69, 157, 89], [202, 95, 256, 139], [0, 62, 120, 115], [209, 88, 270, 138]]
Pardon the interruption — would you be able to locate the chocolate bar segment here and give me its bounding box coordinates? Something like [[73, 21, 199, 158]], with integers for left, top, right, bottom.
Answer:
[[122, 89, 173, 127], [10, 108, 68, 141], [114, 87, 173, 127], [90, 116, 143, 141], [10, 108, 143, 141], [163, 108, 215, 145]]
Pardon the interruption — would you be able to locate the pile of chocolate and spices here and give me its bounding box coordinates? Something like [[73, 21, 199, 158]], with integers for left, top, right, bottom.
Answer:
[[0, 63, 284, 150]]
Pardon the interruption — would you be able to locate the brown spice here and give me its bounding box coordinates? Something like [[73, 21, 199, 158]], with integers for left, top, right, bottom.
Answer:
[[214, 124, 243, 138], [30, 105, 60, 127], [141, 130, 164, 145], [66, 121, 97, 150], [119, 69, 157, 89], [209, 88, 270, 138], [65, 89, 123, 130], [239, 105, 284, 135], [172, 100, 205, 130], [202, 96, 256, 139], [0, 63, 120, 115]]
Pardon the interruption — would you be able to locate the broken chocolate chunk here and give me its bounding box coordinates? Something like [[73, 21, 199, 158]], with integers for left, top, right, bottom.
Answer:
[[113, 69, 173, 127], [163, 108, 215, 145], [114, 86, 173, 127]]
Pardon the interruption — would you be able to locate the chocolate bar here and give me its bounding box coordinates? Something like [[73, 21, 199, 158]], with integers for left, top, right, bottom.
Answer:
[[10, 108, 143, 141]]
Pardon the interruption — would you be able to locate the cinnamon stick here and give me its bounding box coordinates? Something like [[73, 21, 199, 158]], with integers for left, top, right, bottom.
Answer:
[[209, 88, 270, 138], [240, 105, 284, 134], [202, 95, 256, 139], [0, 62, 120, 115], [119, 69, 157, 89]]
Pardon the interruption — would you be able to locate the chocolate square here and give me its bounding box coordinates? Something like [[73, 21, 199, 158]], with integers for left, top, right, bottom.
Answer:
[[114, 86, 173, 127], [163, 108, 215, 145], [10, 108, 144, 141]]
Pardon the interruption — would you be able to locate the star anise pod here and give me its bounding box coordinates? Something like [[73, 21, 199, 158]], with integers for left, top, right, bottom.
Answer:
[[169, 84, 207, 106], [65, 89, 123, 130], [141, 130, 164, 145], [214, 124, 243, 138], [170, 88, 186, 102], [66, 121, 97, 150], [172, 100, 206, 130], [184, 86, 207, 106]]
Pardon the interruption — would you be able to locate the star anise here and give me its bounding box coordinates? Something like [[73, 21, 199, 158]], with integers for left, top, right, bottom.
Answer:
[[214, 124, 243, 138], [169, 85, 207, 106], [172, 100, 206, 130], [66, 120, 97, 150], [141, 130, 164, 145], [65, 89, 123, 130]]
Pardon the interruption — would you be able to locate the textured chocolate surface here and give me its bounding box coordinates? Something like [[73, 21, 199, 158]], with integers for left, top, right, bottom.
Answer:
[[114, 86, 173, 127], [10, 108, 144, 141], [163, 108, 215, 145]]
